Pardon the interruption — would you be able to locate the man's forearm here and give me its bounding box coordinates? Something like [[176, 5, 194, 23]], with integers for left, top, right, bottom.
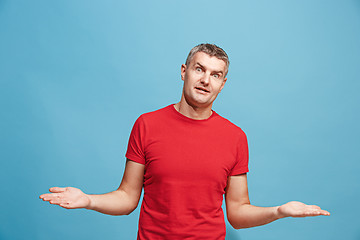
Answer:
[[227, 204, 281, 229], [87, 190, 138, 216]]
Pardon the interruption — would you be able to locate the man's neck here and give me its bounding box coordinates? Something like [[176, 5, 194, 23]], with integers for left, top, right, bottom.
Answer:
[[174, 100, 213, 120]]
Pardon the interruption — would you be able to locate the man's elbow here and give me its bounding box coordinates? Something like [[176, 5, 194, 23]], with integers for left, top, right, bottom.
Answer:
[[227, 210, 251, 229], [113, 190, 141, 216], [122, 201, 139, 215], [227, 216, 245, 229], [110, 197, 139, 216]]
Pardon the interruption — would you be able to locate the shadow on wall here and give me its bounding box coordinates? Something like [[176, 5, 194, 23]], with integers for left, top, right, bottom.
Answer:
[[226, 227, 241, 240]]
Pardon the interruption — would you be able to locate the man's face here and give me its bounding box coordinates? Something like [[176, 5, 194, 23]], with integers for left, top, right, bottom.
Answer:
[[181, 52, 227, 108]]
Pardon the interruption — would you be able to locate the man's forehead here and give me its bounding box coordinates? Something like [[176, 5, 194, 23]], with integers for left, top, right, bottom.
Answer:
[[190, 52, 227, 72]]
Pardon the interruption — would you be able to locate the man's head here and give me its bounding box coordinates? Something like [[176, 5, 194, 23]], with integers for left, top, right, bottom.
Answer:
[[185, 43, 229, 76], [180, 44, 229, 109]]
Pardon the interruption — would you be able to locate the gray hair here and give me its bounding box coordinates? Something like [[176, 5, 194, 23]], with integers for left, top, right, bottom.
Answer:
[[185, 43, 229, 76]]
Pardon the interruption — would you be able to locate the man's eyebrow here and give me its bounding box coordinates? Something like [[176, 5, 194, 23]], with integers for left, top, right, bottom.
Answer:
[[195, 62, 205, 68], [195, 62, 224, 74], [212, 70, 224, 75]]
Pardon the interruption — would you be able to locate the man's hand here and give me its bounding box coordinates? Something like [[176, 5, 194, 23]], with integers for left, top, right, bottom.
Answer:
[[39, 160, 144, 215], [39, 187, 91, 209], [225, 175, 331, 229], [277, 201, 330, 218]]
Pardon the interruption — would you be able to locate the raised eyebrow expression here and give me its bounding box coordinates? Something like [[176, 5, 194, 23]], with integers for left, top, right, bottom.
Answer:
[[194, 63, 224, 78]]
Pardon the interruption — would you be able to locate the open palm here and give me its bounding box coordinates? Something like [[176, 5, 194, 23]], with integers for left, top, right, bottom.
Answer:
[[40, 187, 91, 209], [278, 201, 330, 218]]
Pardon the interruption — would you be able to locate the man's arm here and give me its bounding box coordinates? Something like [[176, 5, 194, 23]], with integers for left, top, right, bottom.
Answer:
[[225, 174, 330, 229], [39, 159, 145, 216]]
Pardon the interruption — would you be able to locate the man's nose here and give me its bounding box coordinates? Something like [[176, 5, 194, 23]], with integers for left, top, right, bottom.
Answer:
[[200, 73, 210, 85]]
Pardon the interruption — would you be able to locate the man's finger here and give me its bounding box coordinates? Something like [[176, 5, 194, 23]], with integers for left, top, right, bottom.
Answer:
[[320, 210, 330, 215], [39, 193, 56, 200], [40, 193, 62, 201], [50, 197, 68, 205], [49, 187, 67, 193], [305, 209, 330, 217], [307, 205, 330, 216]]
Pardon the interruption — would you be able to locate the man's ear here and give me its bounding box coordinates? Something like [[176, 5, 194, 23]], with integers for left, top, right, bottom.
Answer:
[[219, 78, 227, 92], [181, 64, 186, 81]]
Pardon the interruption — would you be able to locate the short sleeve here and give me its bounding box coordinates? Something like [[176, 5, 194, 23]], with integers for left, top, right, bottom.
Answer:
[[125, 116, 146, 165], [229, 130, 249, 176]]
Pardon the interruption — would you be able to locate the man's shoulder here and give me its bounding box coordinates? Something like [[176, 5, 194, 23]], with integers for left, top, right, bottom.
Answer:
[[213, 112, 246, 136], [137, 104, 172, 121]]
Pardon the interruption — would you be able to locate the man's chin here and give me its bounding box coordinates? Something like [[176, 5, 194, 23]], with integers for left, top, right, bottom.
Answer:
[[183, 95, 214, 108]]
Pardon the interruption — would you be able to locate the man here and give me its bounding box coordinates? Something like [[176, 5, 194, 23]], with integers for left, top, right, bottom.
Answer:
[[40, 44, 330, 239]]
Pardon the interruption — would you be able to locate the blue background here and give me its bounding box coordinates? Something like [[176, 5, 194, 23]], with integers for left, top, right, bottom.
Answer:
[[1, 0, 359, 239]]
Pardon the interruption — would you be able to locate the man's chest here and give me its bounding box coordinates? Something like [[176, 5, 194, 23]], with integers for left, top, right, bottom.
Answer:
[[142, 126, 238, 187]]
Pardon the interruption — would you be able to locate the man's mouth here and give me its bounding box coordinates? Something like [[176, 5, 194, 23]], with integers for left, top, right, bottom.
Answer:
[[195, 87, 210, 93]]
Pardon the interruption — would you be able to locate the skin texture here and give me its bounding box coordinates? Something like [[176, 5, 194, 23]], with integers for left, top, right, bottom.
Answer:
[[39, 51, 330, 228]]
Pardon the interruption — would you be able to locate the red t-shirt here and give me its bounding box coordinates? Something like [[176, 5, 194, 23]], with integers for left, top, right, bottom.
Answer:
[[126, 105, 249, 240]]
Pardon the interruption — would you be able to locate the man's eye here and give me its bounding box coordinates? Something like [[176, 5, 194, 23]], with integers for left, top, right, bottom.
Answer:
[[213, 74, 219, 78], [196, 67, 202, 72]]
